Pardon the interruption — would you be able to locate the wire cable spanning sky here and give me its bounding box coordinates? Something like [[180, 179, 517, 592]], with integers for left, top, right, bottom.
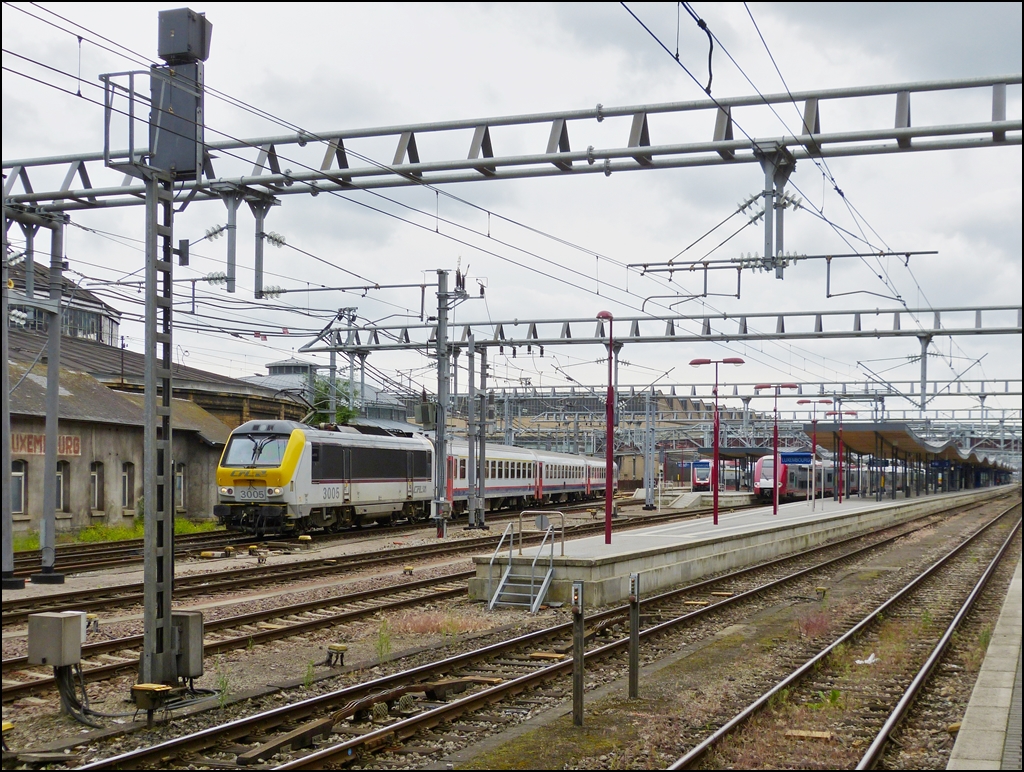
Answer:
[[3, 2, 1021, 418]]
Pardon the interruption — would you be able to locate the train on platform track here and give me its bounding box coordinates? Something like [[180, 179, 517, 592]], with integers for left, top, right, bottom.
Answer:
[[214, 420, 617, 535], [691, 459, 713, 492], [753, 453, 837, 503]]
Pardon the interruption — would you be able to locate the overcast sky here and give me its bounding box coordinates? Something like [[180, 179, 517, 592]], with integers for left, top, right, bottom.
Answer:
[[3, 2, 1021, 421]]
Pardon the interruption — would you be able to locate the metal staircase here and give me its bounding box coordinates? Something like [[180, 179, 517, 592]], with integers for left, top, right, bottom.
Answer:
[[487, 512, 563, 614]]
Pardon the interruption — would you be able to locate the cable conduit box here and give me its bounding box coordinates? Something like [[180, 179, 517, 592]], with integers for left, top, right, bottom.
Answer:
[[172, 611, 204, 678], [27, 612, 83, 667]]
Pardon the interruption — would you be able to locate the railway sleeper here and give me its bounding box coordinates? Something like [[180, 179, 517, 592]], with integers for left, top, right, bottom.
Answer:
[[235, 677, 502, 765]]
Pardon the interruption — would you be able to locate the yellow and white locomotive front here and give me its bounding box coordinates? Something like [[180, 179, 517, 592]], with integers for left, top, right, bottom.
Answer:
[[215, 420, 307, 534], [216, 419, 436, 534]]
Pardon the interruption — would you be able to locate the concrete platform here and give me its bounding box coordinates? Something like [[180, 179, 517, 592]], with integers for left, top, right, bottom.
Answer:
[[948, 556, 1022, 770], [629, 488, 757, 510], [469, 486, 1011, 607]]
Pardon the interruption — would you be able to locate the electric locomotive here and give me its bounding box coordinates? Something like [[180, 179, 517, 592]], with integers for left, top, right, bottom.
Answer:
[[215, 420, 617, 535], [214, 420, 433, 534]]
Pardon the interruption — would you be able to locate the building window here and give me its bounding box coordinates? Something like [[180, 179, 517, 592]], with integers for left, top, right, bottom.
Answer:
[[12, 460, 27, 515], [122, 462, 135, 509], [90, 461, 105, 511], [175, 463, 186, 511], [56, 460, 70, 513]]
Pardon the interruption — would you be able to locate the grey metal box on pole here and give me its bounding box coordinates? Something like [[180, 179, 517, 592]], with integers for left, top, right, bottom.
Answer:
[[158, 8, 212, 63], [27, 613, 82, 667], [172, 611, 204, 678]]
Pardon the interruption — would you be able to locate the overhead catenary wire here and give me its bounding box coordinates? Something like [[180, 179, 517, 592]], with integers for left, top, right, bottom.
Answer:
[[3, 17, 951, 392], [0, 55, 896, 391], [731, 1, 996, 388], [618, 2, 1008, 393]]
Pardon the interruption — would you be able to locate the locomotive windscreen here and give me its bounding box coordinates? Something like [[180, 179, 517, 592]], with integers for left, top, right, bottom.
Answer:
[[223, 434, 291, 467]]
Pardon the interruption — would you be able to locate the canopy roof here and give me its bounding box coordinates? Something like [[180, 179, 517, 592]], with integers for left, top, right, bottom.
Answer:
[[805, 421, 1008, 469]]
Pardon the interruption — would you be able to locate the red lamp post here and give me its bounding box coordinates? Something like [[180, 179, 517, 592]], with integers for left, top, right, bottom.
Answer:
[[797, 398, 832, 509], [597, 311, 614, 544], [826, 409, 858, 502], [754, 383, 799, 516], [690, 357, 744, 525]]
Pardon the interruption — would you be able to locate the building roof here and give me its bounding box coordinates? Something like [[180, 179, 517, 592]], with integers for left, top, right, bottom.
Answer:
[[8, 262, 121, 322], [266, 357, 317, 369], [8, 361, 230, 445], [6, 328, 269, 392], [118, 392, 231, 445]]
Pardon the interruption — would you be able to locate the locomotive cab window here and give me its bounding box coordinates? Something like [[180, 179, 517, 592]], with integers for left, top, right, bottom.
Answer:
[[223, 434, 291, 467]]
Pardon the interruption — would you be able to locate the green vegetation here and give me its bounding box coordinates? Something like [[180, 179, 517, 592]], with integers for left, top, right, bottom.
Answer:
[[12, 517, 220, 552], [11, 532, 40, 552], [978, 627, 992, 650], [303, 660, 316, 689], [374, 617, 393, 664], [807, 688, 843, 710], [216, 668, 230, 709], [308, 374, 357, 425]]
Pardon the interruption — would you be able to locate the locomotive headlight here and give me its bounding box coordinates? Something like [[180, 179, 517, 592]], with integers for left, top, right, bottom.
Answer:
[[270, 487, 283, 496], [220, 486, 233, 495]]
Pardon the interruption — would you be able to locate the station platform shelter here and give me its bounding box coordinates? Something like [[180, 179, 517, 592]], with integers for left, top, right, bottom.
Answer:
[[804, 420, 1014, 498]]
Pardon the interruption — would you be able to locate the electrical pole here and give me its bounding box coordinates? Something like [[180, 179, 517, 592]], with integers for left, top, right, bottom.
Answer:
[[467, 334, 479, 528], [433, 269, 451, 532], [477, 347, 489, 529]]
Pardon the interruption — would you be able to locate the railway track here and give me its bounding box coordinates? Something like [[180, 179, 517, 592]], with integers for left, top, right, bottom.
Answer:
[[10, 530, 258, 577], [668, 501, 1021, 769], [72, 497, 1016, 770], [1, 571, 474, 700], [1, 503, 740, 625], [6, 496, 613, 578]]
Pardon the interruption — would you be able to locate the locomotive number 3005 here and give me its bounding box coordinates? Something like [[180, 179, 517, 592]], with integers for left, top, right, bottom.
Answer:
[[321, 486, 342, 500]]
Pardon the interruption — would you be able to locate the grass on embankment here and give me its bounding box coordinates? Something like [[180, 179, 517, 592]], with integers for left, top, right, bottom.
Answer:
[[12, 518, 220, 552]]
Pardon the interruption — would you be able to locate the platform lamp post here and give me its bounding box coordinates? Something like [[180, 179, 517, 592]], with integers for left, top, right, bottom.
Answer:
[[689, 357, 744, 525], [597, 310, 614, 544], [826, 409, 858, 503], [754, 383, 799, 516], [797, 399, 832, 510]]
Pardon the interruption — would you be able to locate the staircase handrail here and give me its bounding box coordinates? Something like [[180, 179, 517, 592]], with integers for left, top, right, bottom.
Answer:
[[487, 522, 516, 601]]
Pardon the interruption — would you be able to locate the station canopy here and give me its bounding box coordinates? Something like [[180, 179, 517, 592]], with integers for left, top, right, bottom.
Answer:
[[694, 446, 773, 461], [805, 421, 1008, 470]]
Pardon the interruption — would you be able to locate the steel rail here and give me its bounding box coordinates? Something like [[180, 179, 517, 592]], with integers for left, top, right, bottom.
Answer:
[[75, 498, 996, 769], [275, 500, 1020, 769], [1, 572, 473, 700], [10, 534, 257, 577], [855, 512, 1022, 769], [2, 504, 739, 624], [666, 502, 1021, 769]]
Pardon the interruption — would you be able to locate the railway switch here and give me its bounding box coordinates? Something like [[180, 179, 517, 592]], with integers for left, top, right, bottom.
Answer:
[[27, 612, 83, 667]]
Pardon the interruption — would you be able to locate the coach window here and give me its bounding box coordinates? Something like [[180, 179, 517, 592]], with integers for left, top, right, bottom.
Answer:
[[56, 460, 71, 513], [122, 462, 135, 510], [11, 460, 27, 515], [90, 461, 105, 511]]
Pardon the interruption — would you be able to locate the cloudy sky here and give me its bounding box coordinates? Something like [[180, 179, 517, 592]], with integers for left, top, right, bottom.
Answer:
[[3, 2, 1021, 421]]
